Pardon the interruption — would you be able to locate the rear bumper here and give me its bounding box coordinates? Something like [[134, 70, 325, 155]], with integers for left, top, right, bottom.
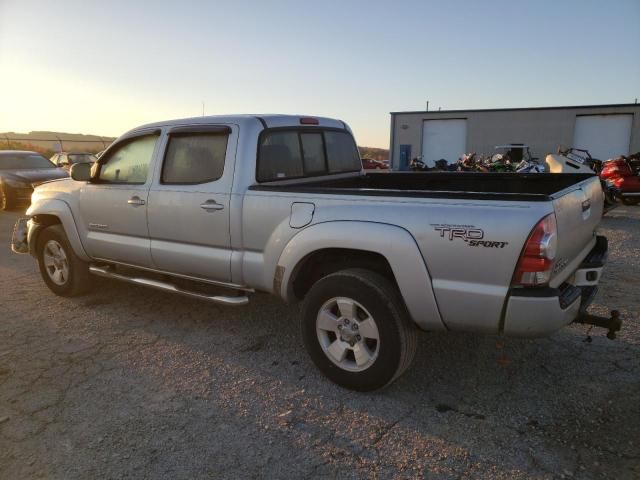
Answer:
[[503, 236, 608, 337]]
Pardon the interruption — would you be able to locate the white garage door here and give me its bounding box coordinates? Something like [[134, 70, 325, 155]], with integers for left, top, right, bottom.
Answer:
[[573, 115, 632, 160], [421, 119, 467, 167]]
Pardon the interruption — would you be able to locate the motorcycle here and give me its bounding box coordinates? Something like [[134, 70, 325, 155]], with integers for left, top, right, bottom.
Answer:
[[486, 153, 515, 172], [433, 158, 456, 171], [409, 157, 428, 171], [490, 144, 538, 173], [515, 158, 545, 173], [456, 153, 489, 172], [599, 152, 640, 205]]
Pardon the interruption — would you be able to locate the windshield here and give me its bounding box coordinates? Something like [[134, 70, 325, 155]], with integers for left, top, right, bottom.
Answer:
[[0, 153, 56, 170], [68, 153, 96, 164]]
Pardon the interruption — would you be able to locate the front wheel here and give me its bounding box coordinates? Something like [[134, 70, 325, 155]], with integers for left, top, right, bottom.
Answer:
[[301, 268, 417, 391], [37, 225, 91, 297]]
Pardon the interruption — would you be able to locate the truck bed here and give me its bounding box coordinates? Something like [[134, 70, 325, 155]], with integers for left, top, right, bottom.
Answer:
[[250, 172, 596, 201]]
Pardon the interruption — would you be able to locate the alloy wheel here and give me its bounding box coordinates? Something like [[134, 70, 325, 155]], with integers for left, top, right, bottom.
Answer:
[[43, 240, 70, 285], [316, 297, 380, 372]]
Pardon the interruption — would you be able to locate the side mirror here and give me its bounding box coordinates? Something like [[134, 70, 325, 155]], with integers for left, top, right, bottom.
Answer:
[[70, 162, 92, 181]]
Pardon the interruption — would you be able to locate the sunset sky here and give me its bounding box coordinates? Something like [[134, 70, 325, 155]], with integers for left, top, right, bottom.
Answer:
[[1, 0, 638, 147]]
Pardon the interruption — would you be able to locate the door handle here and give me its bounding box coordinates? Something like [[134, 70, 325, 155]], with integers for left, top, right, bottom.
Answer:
[[127, 196, 146, 206], [200, 200, 224, 211]]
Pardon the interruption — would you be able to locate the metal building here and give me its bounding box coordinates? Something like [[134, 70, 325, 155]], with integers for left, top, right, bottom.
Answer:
[[389, 103, 640, 170]]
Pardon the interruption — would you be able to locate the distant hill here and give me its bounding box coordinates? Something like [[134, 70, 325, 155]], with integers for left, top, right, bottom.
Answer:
[[0, 131, 116, 158], [359, 146, 389, 160]]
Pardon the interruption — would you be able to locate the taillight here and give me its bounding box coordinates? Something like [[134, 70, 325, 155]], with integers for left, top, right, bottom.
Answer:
[[512, 214, 557, 286]]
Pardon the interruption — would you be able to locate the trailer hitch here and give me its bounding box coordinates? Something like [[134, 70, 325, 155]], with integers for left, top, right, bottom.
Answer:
[[575, 310, 622, 340]]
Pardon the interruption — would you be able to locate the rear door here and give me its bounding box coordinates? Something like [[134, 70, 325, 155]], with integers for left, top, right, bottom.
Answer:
[[147, 124, 236, 282]]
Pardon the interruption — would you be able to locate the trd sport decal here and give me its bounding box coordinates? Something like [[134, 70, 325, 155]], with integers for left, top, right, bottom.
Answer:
[[431, 224, 508, 248]]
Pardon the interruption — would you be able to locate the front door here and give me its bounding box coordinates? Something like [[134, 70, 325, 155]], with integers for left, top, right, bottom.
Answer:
[[147, 125, 235, 282], [78, 132, 160, 267]]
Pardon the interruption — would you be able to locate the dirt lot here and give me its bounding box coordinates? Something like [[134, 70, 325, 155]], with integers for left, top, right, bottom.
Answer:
[[0, 206, 638, 479]]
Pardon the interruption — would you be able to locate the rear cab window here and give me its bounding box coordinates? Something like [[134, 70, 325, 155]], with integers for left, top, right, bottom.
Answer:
[[257, 128, 360, 182]]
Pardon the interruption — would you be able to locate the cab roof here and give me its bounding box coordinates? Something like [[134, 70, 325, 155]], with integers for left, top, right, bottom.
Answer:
[[131, 114, 346, 132]]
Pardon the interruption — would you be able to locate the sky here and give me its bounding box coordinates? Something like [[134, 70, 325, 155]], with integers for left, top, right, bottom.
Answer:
[[0, 0, 639, 148]]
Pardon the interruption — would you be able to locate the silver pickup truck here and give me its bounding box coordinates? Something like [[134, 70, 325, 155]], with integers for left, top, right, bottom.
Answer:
[[12, 114, 620, 390]]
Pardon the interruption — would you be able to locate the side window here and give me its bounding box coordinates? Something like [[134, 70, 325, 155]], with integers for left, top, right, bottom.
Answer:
[[99, 134, 158, 184], [257, 131, 304, 181], [161, 133, 228, 184]]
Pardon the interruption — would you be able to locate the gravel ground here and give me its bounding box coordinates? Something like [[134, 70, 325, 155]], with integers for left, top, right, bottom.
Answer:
[[0, 206, 638, 479]]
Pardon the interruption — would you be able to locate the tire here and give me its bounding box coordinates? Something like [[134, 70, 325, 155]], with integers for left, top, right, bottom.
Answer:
[[1, 183, 15, 211], [36, 225, 91, 297], [621, 197, 640, 206], [301, 268, 417, 391]]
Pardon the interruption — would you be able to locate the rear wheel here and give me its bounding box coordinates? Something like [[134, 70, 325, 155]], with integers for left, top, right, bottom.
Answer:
[[301, 268, 417, 391], [37, 225, 91, 297]]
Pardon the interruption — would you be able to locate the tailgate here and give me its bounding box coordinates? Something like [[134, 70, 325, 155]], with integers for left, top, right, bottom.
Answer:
[[550, 176, 603, 287]]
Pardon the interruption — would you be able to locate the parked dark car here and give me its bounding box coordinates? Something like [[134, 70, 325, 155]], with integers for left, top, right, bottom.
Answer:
[[0, 151, 68, 210], [50, 152, 97, 172]]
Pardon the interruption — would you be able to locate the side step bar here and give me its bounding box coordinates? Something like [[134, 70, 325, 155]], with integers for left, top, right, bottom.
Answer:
[[89, 266, 249, 306]]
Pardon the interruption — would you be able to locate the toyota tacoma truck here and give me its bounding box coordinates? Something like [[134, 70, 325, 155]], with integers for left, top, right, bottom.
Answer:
[[11, 114, 620, 391]]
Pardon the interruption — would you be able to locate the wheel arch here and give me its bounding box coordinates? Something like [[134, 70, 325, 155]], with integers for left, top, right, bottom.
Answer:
[[27, 199, 90, 261], [290, 248, 396, 300], [276, 221, 445, 331]]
